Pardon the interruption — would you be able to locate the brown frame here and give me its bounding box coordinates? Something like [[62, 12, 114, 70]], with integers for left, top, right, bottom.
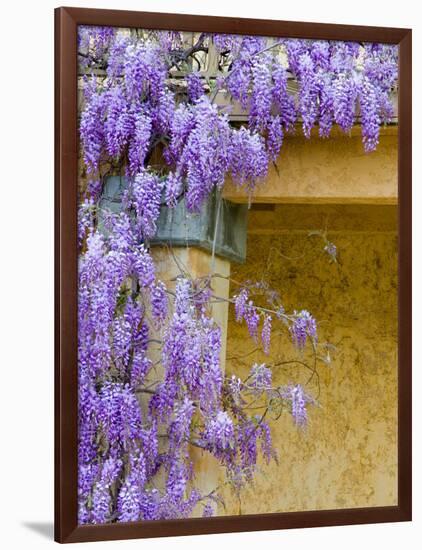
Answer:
[[55, 6, 412, 543]]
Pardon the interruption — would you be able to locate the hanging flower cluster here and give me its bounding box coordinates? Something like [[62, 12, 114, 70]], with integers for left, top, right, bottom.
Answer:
[[79, 30, 398, 210], [215, 36, 397, 153], [77, 26, 397, 524]]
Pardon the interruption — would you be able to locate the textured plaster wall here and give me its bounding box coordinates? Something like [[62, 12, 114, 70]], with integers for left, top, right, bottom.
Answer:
[[218, 203, 398, 515], [224, 127, 398, 204]]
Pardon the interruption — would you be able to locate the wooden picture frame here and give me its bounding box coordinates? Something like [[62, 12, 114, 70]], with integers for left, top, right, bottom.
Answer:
[[55, 6, 412, 543]]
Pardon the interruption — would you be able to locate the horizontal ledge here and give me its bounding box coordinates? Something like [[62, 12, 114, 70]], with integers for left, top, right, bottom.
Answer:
[[223, 196, 398, 205], [246, 203, 398, 233], [248, 228, 397, 235]]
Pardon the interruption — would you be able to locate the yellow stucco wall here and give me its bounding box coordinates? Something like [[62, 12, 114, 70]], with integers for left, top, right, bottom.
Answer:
[[223, 127, 398, 205], [79, 113, 398, 516], [218, 203, 398, 515]]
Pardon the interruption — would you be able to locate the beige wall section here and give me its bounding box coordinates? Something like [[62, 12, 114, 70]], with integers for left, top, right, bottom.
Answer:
[[151, 247, 231, 367], [224, 127, 398, 204], [151, 247, 231, 515], [218, 203, 398, 514]]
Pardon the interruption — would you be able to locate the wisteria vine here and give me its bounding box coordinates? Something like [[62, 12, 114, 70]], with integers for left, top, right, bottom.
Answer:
[[77, 25, 398, 524]]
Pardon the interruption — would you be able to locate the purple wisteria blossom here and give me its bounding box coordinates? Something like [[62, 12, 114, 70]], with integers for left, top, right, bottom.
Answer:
[[164, 171, 184, 207], [78, 197, 94, 247], [203, 411, 235, 457], [92, 456, 123, 523], [359, 76, 381, 152], [296, 52, 319, 138], [234, 288, 249, 321], [333, 73, 358, 133], [132, 169, 163, 239], [165, 103, 195, 165], [117, 452, 147, 522], [128, 111, 152, 176], [324, 241, 337, 261], [250, 54, 273, 131], [132, 244, 155, 287], [186, 72, 205, 102], [104, 86, 133, 158], [267, 116, 284, 162], [131, 353, 152, 388], [202, 503, 214, 517], [248, 363, 272, 393], [229, 127, 269, 190], [213, 33, 240, 53], [150, 280, 168, 327], [261, 315, 272, 354], [77, 26, 397, 525], [179, 97, 232, 211], [80, 89, 106, 173], [78, 26, 115, 66], [281, 384, 315, 427], [290, 310, 317, 349], [244, 305, 260, 341]]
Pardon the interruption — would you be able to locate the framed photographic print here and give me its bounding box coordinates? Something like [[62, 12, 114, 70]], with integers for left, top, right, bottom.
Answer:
[[55, 6, 412, 543]]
